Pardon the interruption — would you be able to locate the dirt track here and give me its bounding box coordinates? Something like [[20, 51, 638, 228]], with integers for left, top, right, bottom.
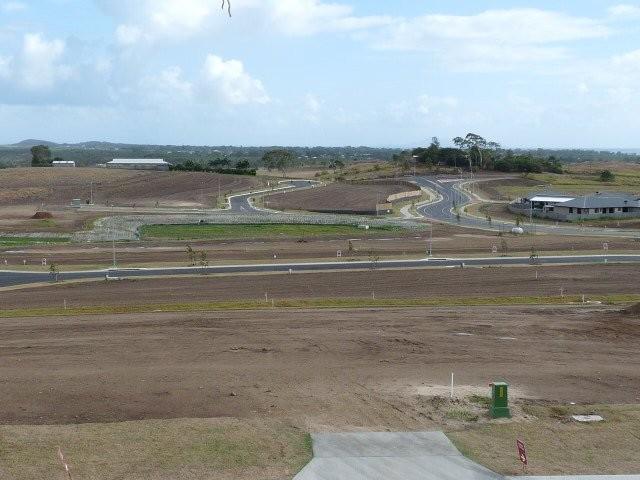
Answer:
[[2, 264, 639, 309], [1, 305, 639, 429]]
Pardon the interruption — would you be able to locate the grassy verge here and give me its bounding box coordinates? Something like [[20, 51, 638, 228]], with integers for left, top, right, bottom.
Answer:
[[0, 418, 311, 480], [2, 293, 639, 318], [0, 236, 69, 248], [449, 403, 640, 476], [140, 223, 407, 240]]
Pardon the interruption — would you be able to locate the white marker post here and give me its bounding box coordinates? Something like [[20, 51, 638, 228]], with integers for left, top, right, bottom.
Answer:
[[450, 373, 454, 400]]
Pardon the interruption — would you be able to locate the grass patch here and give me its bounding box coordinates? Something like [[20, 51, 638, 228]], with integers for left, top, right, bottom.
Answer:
[[493, 171, 640, 199], [468, 395, 492, 407], [446, 408, 479, 422], [448, 403, 640, 476], [2, 292, 639, 318], [0, 236, 69, 247], [140, 223, 407, 240], [0, 418, 311, 480]]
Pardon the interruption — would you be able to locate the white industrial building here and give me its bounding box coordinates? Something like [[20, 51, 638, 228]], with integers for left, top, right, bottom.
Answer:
[[107, 159, 170, 171], [52, 160, 76, 167]]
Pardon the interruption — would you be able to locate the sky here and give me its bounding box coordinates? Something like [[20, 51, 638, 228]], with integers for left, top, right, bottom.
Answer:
[[0, 0, 639, 148]]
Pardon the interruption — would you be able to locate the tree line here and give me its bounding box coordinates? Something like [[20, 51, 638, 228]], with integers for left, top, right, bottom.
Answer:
[[401, 134, 563, 174]]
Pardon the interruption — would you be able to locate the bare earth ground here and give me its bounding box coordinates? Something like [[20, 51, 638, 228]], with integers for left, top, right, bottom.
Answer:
[[0, 167, 261, 208], [263, 182, 416, 214], [3, 227, 639, 269], [1, 305, 639, 429], [1, 264, 639, 309]]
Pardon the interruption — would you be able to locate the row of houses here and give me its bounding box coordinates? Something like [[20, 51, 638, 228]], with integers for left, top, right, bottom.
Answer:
[[509, 191, 640, 221], [52, 159, 171, 171]]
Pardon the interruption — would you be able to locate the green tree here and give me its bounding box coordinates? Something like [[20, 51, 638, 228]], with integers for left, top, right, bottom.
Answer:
[[235, 159, 251, 170], [600, 170, 615, 182], [31, 145, 52, 167], [262, 149, 297, 177]]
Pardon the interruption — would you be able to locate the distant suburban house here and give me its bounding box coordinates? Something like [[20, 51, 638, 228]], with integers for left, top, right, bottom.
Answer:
[[52, 160, 76, 167], [509, 191, 640, 221], [107, 159, 170, 171]]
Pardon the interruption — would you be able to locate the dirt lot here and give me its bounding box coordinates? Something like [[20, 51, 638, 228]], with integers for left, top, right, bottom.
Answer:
[[2, 264, 638, 309], [0, 168, 261, 208], [263, 181, 418, 214], [1, 304, 639, 429]]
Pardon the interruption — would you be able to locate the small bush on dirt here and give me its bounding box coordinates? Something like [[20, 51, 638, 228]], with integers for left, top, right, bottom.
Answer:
[[468, 395, 491, 407], [446, 408, 479, 422]]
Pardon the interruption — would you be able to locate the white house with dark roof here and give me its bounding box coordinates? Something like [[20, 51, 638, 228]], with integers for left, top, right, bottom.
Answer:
[[509, 191, 640, 221]]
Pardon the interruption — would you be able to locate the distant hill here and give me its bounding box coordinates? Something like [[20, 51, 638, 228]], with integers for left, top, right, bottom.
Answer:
[[11, 139, 60, 148]]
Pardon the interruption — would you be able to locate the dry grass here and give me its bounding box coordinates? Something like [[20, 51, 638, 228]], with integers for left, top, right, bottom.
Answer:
[[0, 418, 311, 480], [449, 403, 640, 476]]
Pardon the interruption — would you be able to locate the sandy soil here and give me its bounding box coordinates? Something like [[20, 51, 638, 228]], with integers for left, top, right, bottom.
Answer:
[[1, 305, 639, 429], [2, 264, 638, 309]]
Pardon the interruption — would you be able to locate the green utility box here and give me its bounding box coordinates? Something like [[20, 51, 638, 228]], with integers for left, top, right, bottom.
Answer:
[[490, 382, 511, 419]]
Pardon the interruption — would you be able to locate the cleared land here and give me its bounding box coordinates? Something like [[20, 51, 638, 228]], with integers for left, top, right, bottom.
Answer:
[[0, 168, 261, 208], [263, 182, 419, 214], [140, 223, 406, 240], [2, 304, 640, 478], [2, 264, 638, 310]]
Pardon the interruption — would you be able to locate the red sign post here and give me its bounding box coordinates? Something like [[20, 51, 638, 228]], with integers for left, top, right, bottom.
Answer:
[[516, 439, 527, 471]]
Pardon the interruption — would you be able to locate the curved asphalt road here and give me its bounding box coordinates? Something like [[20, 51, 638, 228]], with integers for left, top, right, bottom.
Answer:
[[2, 254, 640, 288], [414, 176, 640, 238]]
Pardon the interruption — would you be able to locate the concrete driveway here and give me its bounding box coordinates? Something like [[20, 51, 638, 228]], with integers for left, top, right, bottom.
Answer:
[[293, 431, 502, 480]]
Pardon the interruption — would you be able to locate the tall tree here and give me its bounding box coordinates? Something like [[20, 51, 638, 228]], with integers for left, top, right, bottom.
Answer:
[[31, 145, 52, 167], [262, 149, 297, 177]]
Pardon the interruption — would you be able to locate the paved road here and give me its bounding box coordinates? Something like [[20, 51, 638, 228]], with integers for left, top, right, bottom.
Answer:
[[228, 180, 316, 213], [414, 176, 640, 238], [2, 254, 640, 288]]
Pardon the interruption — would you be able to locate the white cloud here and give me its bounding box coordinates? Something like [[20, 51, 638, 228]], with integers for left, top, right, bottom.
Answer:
[[20, 33, 71, 90], [267, 0, 392, 36], [115, 24, 144, 46], [203, 54, 269, 105], [104, 0, 220, 44], [1, 1, 27, 12], [372, 9, 610, 70], [139, 66, 193, 107], [608, 4, 640, 19]]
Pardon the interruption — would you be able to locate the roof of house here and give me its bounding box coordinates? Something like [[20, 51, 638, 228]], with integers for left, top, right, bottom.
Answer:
[[559, 193, 640, 209], [109, 159, 168, 165], [529, 195, 574, 203], [524, 191, 575, 203], [52, 160, 75, 164]]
